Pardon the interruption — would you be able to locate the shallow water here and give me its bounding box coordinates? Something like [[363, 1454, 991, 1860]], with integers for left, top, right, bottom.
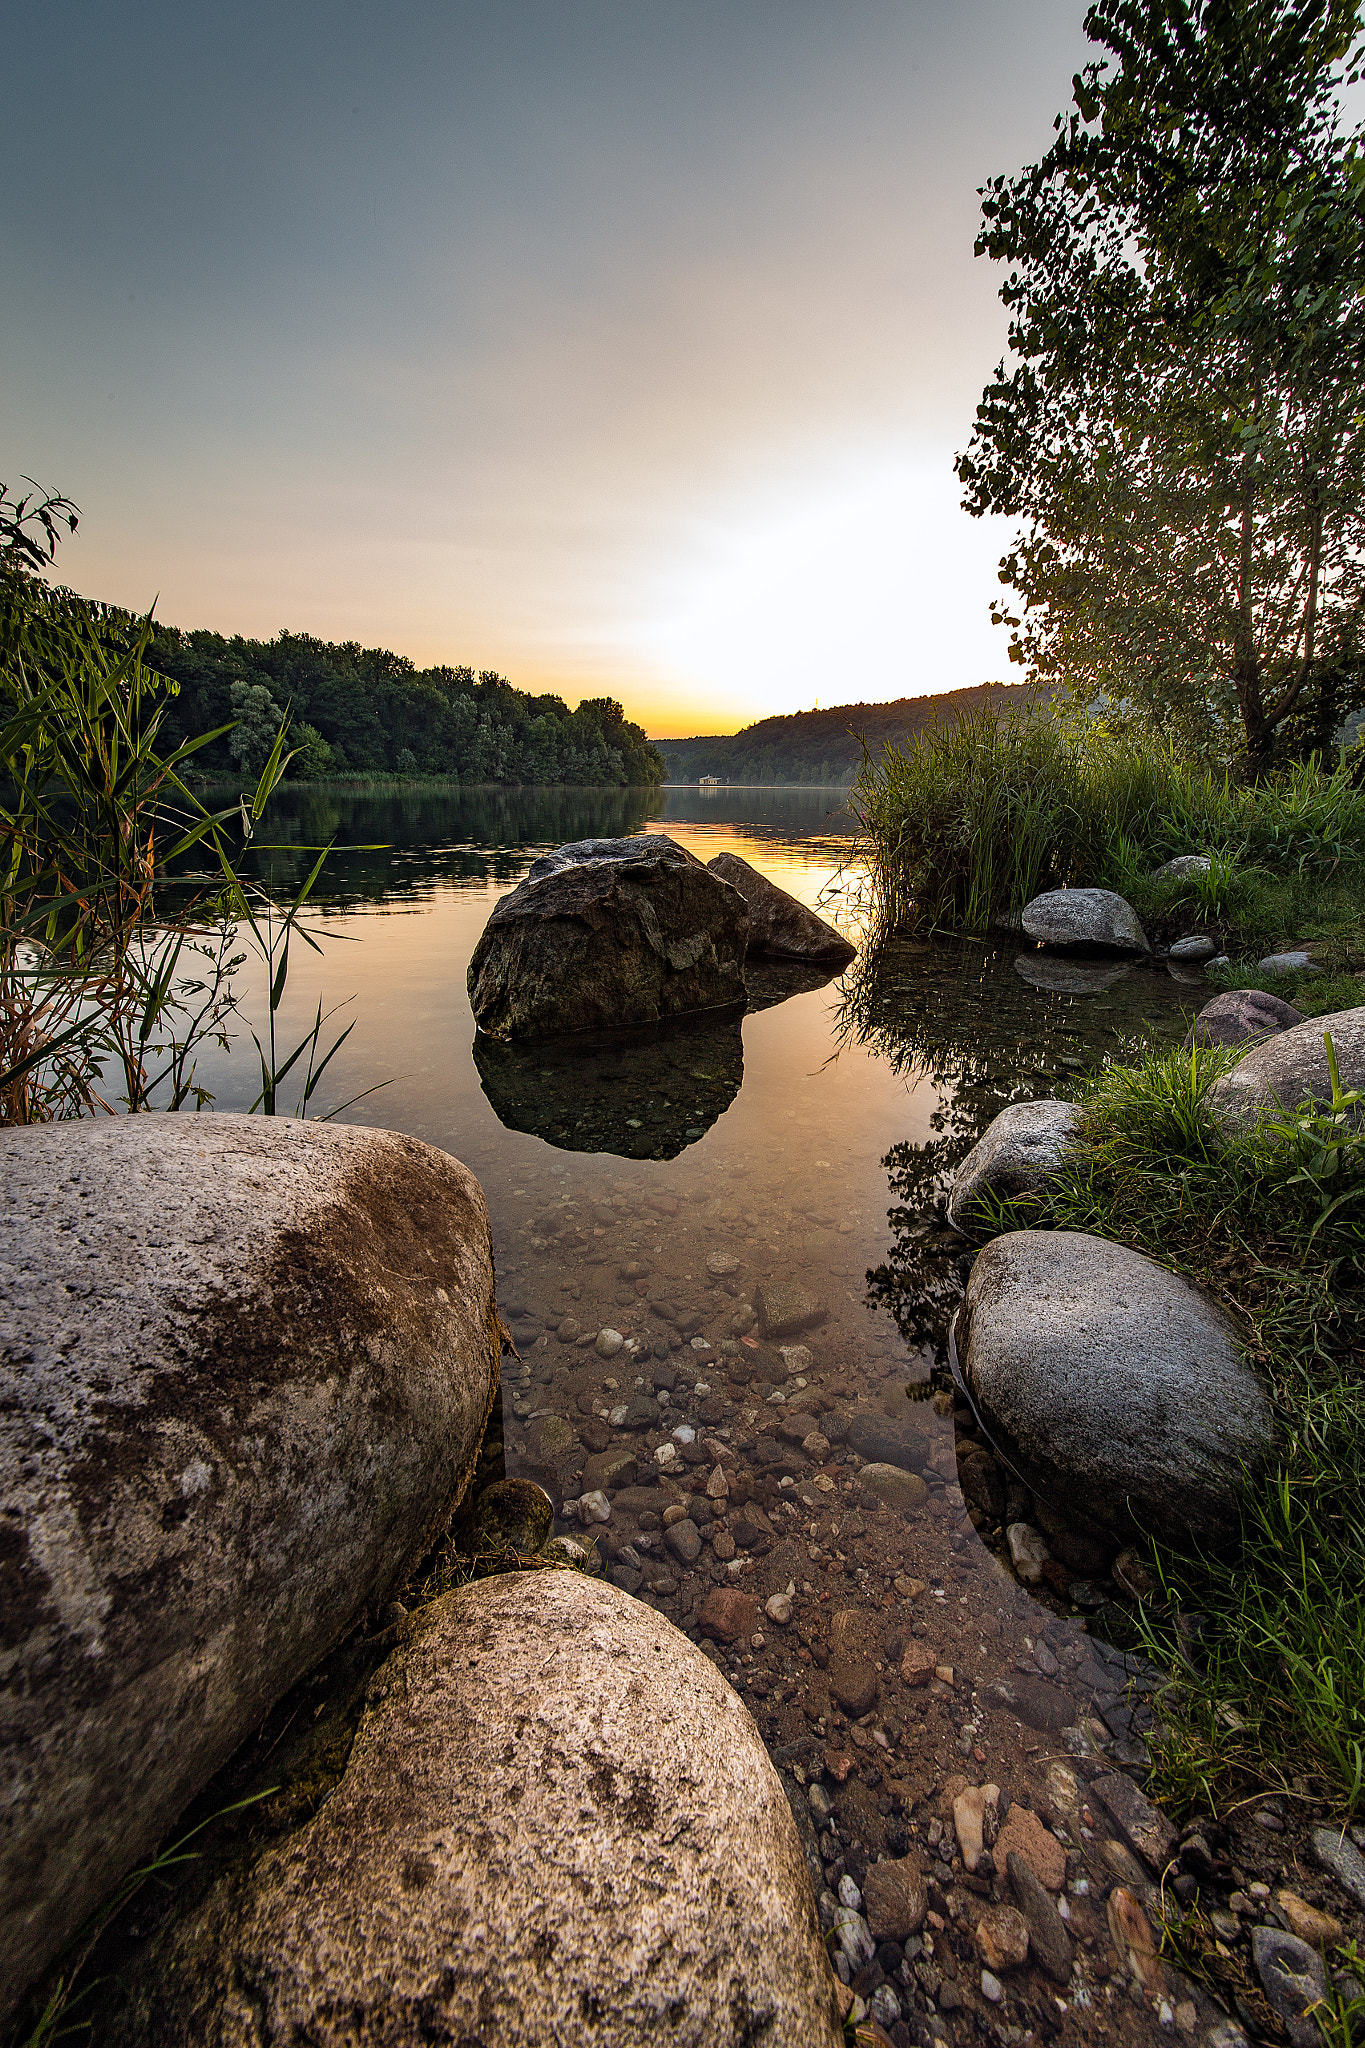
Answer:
[[84, 785, 1219, 2038]]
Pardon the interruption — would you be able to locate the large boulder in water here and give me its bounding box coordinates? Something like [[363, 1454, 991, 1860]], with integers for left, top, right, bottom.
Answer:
[[1021, 888, 1151, 955], [1208, 1004, 1365, 1132], [1183, 988, 1303, 1053], [468, 835, 749, 1041], [109, 1573, 843, 2048], [706, 851, 855, 966], [948, 1100, 1084, 1233], [0, 1114, 499, 2019], [957, 1230, 1271, 1546]]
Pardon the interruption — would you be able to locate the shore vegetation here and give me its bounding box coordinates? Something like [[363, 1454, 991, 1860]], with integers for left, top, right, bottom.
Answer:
[[982, 1036, 1365, 1820], [853, 698, 1365, 955]]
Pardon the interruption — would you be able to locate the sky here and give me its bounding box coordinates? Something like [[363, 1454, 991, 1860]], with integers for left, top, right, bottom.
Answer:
[[3, 1, 1097, 735]]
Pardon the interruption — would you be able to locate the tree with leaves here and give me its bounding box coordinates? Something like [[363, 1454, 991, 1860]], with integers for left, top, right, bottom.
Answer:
[[958, 0, 1365, 766]]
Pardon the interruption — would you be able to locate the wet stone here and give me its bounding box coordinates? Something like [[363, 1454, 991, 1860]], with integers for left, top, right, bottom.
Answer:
[[663, 1519, 702, 1564]]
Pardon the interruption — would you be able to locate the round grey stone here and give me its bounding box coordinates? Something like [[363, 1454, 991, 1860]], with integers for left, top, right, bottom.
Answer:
[[1021, 888, 1151, 955], [0, 1114, 500, 2021], [1152, 854, 1213, 881], [108, 1575, 843, 2046], [959, 1230, 1272, 1545], [1251, 1926, 1329, 2048], [1208, 1004, 1365, 1132], [948, 1100, 1084, 1233], [1170, 935, 1216, 961], [1183, 989, 1303, 1053]]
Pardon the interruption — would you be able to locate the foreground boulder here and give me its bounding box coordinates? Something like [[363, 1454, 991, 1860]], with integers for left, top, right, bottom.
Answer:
[[1209, 1004, 1365, 1131], [468, 835, 748, 1040], [0, 1115, 499, 2017], [948, 1100, 1084, 1232], [1183, 988, 1303, 1053], [706, 852, 855, 966], [110, 1574, 842, 2048], [1021, 888, 1151, 955], [957, 1230, 1271, 1545]]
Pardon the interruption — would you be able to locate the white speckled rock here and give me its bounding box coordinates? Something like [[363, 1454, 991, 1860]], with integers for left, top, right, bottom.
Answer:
[[1209, 1005, 1365, 1132], [1152, 854, 1213, 881], [1021, 888, 1151, 954], [948, 1101, 1084, 1232], [959, 1230, 1271, 1545], [109, 1573, 843, 2048], [0, 1114, 499, 2018]]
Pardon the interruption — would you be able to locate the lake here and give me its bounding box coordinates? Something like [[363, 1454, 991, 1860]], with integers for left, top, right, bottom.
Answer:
[[197, 782, 1195, 1893]]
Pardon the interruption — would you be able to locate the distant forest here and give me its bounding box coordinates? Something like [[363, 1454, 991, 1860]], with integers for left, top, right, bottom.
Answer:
[[654, 683, 1031, 785], [145, 623, 666, 787]]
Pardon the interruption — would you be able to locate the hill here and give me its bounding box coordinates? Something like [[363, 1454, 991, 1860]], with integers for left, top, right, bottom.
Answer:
[[653, 683, 1032, 785]]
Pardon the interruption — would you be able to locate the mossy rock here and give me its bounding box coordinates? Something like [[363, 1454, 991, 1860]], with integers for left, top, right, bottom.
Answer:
[[472, 1479, 555, 1554]]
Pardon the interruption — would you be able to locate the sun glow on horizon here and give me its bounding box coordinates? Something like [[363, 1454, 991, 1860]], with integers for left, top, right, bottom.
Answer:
[[605, 447, 1015, 737]]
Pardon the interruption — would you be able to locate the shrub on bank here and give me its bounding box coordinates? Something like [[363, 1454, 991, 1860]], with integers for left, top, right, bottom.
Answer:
[[853, 703, 1365, 937]]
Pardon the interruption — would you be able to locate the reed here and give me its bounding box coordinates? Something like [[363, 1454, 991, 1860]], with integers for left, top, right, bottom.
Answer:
[[852, 700, 1365, 939]]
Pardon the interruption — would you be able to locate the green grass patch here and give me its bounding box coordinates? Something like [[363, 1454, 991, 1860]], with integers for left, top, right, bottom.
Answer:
[[852, 698, 1365, 944], [985, 1034, 1365, 1817]]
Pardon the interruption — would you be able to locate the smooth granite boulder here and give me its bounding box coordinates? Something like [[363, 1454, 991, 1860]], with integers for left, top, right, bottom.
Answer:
[[1021, 888, 1151, 955], [948, 1100, 1084, 1233], [108, 1574, 843, 2048], [0, 1114, 500, 2019], [705, 852, 855, 966], [957, 1230, 1271, 1545], [468, 835, 748, 1041], [1183, 988, 1304, 1054], [1208, 1004, 1365, 1131]]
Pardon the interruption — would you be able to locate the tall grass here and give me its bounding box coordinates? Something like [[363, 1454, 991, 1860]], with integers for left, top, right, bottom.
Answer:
[[853, 701, 1365, 935]]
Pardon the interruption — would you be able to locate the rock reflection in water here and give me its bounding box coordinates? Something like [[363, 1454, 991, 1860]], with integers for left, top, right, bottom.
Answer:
[[472, 1006, 745, 1158], [1013, 952, 1135, 995], [836, 935, 1188, 1363], [742, 959, 841, 1013]]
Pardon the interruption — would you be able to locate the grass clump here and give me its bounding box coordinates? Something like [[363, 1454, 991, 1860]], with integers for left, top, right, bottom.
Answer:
[[988, 1033, 1365, 1815], [853, 698, 1365, 940]]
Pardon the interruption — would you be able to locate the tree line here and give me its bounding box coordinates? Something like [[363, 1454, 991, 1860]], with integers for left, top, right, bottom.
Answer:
[[145, 623, 664, 787]]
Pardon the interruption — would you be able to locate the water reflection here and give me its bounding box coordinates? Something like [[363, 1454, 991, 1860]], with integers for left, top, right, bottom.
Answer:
[[472, 1005, 745, 1159], [837, 934, 1192, 1361]]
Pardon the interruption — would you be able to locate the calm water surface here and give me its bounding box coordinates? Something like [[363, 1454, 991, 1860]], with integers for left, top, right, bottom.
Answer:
[[139, 785, 1210, 2026]]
